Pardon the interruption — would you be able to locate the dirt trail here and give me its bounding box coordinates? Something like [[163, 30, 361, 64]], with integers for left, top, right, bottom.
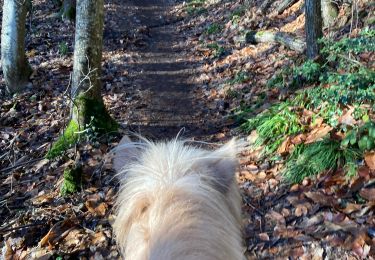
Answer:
[[112, 0, 218, 139]]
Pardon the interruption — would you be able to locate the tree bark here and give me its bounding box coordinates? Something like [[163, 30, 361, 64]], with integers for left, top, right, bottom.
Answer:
[[305, 0, 323, 59], [245, 30, 306, 52], [1, 0, 32, 94], [71, 0, 108, 128]]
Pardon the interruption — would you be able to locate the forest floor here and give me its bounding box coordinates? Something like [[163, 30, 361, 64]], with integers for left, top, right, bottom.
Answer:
[[1, 0, 374, 259]]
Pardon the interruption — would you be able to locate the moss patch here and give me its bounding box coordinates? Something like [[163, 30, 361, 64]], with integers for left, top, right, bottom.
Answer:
[[46, 120, 80, 159], [74, 95, 118, 133], [46, 96, 118, 159], [60, 166, 82, 196]]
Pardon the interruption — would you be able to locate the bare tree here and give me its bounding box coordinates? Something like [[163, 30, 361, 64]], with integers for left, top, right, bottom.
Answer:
[[1, 0, 32, 93]]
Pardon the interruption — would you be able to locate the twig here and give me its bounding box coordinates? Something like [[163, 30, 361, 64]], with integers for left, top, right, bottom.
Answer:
[[0, 158, 44, 174], [0, 152, 9, 161], [0, 222, 45, 234], [243, 197, 265, 216], [338, 53, 364, 67]]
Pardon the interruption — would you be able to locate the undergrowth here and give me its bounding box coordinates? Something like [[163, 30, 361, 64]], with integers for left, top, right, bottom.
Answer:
[[230, 6, 246, 24], [228, 71, 250, 85], [241, 28, 375, 183], [243, 103, 304, 157], [207, 42, 226, 58], [283, 140, 361, 183], [206, 23, 222, 35], [186, 0, 207, 15]]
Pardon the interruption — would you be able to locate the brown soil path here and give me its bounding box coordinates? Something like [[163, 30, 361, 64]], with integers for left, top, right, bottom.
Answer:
[[107, 0, 220, 139]]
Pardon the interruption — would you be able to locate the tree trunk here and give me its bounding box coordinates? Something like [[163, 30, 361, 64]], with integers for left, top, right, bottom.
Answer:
[[61, 0, 76, 21], [46, 0, 116, 159], [71, 0, 115, 130], [321, 0, 338, 27], [245, 31, 306, 52], [1, 0, 32, 94], [305, 0, 323, 59]]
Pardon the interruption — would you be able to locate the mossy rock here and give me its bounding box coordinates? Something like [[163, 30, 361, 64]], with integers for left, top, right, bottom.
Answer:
[[60, 166, 82, 196]]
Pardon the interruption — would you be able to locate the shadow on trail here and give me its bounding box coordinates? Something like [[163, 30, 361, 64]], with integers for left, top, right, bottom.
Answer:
[[104, 0, 220, 140]]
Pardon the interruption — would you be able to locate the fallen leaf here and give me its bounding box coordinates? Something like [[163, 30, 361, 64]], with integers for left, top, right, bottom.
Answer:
[[32, 159, 49, 172], [40, 219, 76, 248], [246, 164, 259, 173], [289, 184, 300, 192], [311, 117, 324, 128], [364, 151, 375, 170], [290, 133, 306, 145], [312, 247, 324, 260], [258, 232, 270, 241], [61, 228, 85, 250], [277, 137, 291, 155], [301, 213, 324, 227], [359, 188, 375, 201], [338, 106, 356, 126], [281, 208, 291, 217], [32, 192, 55, 206], [326, 234, 345, 246], [266, 210, 286, 226], [295, 203, 309, 217], [358, 166, 371, 178], [3, 239, 14, 259], [305, 125, 333, 144], [341, 203, 362, 214], [351, 232, 368, 258], [289, 246, 304, 258], [242, 170, 256, 181], [85, 200, 108, 217], [348, 176, 365, 193], [274, 226, 301, 238], [304, 191, 336, 207]]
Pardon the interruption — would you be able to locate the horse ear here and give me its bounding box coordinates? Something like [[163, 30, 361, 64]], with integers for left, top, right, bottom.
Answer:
[[199, 139, 240, 193], [112, 136, 141, 173]]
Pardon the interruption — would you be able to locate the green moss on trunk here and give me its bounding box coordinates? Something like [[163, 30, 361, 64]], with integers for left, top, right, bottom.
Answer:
[[46, 96, 117, 159], [46, 120, 80, 159], [60, 166, 82, 196], [73, 95, 118, 133]]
